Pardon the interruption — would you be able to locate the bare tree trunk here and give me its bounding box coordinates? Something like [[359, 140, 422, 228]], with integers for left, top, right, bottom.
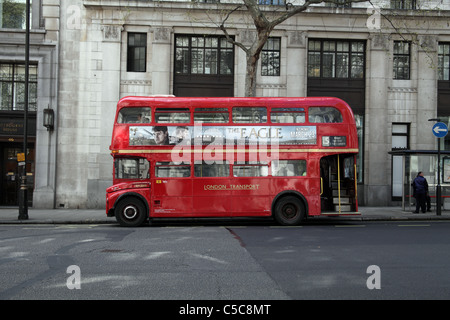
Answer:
[[244, 31, 270, 97], [245, 51, 259, 97]]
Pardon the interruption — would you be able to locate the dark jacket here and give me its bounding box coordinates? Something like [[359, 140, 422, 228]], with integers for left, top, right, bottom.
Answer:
[[412, 176, 428, 195]]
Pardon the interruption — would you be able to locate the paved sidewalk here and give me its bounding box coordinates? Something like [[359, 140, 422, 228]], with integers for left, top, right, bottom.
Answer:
[[0, 206, 449, 225]]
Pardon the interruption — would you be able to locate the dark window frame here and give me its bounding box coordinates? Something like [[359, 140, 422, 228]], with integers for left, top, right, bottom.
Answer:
[[261, 37, 281, 76], [438, 42, 450, 81], [127, 32, 147, 73], [391, 0, 417, 10], [391, 122, 410, 150], [307, 39, 365, 80], [0, 62, 38, 112], [175, 35, 234, 76], [393, 41, 411, 80], [258, 0, 285, 5]]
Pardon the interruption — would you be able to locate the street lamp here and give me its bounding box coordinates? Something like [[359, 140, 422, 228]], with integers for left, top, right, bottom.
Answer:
[[428, 118, 446, 216], [43, 108, 55, 131], [18, 0, 31, 220]]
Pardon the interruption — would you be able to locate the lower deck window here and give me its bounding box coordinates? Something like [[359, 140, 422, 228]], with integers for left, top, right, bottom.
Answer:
[[150, 159, 307, 178], [194, 161, 230, 177], [272, 160, 306, 176], [115, 158, 149, 179], [155, 162, 191, 177], [233, 162, 268, 177]]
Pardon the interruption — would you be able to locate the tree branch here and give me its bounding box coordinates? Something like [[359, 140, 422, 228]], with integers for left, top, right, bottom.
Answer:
[[219, 5, 250, 54], [269, 0, 371, 28]]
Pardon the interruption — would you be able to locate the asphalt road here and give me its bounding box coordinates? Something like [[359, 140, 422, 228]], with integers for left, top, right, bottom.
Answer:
[[0, 220, 449, 303]]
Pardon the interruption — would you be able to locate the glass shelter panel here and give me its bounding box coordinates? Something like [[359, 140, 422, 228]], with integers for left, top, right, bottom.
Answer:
[[399, 153, 450, 212]]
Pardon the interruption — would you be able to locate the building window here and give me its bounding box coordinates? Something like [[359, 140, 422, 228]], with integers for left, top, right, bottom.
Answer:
[[127, 33, 147, 72], [308, 39, 365, 79], [0, 63, 37, 111], [1, 0, 31, 29], [393, 41, 410, 80], [392, 123, 409, 150], [261, 38, 280, 76], [258, 0, 285, 5], [175, 35, 234, 75], [327, 0, 351, 8], [391, 123, 409, 199], [438, 43, 450, 81], [391, 0, 416, 9]]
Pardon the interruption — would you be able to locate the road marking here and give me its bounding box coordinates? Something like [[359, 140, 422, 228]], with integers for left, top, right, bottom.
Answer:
[[398, 224, 430, 227], [269, 226, 303, 228], [334, 225, 366, 228]]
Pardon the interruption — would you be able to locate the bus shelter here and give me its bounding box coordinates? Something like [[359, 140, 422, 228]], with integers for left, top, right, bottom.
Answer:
[[389, 150, 450, 211]]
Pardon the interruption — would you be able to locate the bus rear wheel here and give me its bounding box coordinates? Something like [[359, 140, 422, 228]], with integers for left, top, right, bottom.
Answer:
[[115, 197, 148, 227], [274, 196, 305, 226]]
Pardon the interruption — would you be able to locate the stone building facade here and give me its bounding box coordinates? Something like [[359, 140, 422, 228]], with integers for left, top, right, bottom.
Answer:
[[1, 0, 450, 208]]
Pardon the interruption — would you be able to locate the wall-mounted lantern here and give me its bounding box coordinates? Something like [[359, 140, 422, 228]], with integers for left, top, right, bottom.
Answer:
[[43, 108, 54, 131]]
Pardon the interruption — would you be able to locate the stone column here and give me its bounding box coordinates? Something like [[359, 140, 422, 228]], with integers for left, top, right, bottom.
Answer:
[[365, 34, 391, 205], [416, 35, 438, 149], [151, 27, 172, 95], [286, 31, 307, 97], [85, 24, 123, 208]]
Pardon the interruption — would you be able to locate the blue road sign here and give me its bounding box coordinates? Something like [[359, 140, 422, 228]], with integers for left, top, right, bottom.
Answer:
[[433, 122, 448, 138]]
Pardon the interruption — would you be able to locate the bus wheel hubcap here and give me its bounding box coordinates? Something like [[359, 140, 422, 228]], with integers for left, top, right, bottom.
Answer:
[[123, 205, 138, 219], [284, 205, 296, 219]]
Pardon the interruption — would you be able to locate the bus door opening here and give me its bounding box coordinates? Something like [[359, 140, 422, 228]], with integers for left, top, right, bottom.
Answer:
[[320, 155, 357, 213]]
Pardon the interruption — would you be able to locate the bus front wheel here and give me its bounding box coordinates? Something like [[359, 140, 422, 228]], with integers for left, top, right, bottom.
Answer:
[[274, 196, 305, 226], [115, 197, 148, 227]]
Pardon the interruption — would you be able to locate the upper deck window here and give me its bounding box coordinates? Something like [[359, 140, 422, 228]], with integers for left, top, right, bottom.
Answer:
[[117, 107, 151, 123], [155, 108, 190, 123], [194, 108, 229, 123], [270, 107, 305, 123], [308, 107, 343, 123], [232, 107, 267, 123]]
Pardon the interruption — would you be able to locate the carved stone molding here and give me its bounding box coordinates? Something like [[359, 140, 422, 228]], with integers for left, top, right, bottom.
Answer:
[[287, 31, 306, 48], [388, 87, 418, 93], [418, 35, 438, 52], [101, 25, 123, 42], [370, 33, 390, 51], [256, 84, 287, 89], [152, 27, 172, 44], [238, 29, 256, 46], [120, 80, 152, 86]]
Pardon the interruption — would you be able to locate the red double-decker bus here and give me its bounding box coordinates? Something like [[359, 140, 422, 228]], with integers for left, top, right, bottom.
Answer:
[[106, 96, 359, 226]]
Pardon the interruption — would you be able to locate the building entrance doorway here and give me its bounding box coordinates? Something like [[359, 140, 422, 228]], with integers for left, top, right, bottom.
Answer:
[[0, 142, 35, 206]]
